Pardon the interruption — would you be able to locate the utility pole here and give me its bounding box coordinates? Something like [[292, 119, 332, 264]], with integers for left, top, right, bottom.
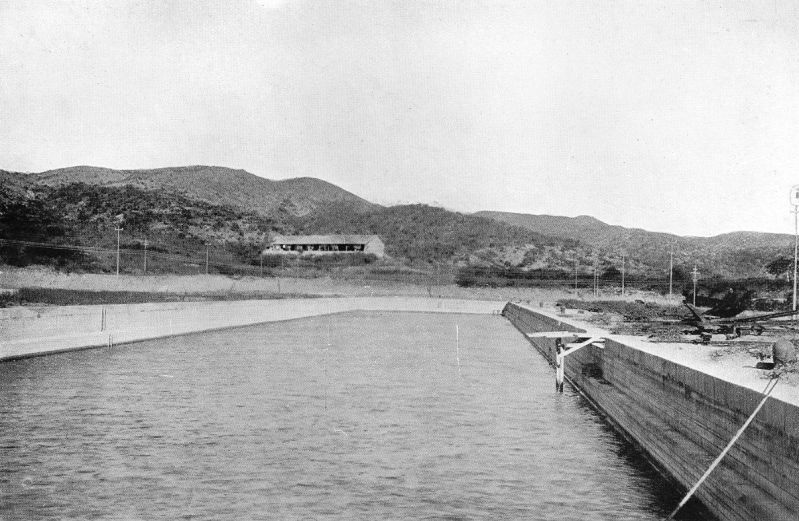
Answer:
[[621, 253, 626, 296], [669, 246, 674, 298], [279, 253, 284, 293], [143, 238, 148, 275], [114, 225, 123, 276], [260, 253, 264, 277], [574, 255, 578, 290], [790, 186, 799, 311], [692, 264, 699, 306], [593, 255, 598, 297], [205, 244, 209, 275], [793, 204, 799, 311]]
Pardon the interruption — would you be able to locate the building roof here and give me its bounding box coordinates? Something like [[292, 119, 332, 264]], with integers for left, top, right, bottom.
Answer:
[[270, 234, 382, 245]]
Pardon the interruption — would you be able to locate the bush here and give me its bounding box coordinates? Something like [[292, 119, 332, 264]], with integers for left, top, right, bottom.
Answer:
[[455, 266, 573, 287]]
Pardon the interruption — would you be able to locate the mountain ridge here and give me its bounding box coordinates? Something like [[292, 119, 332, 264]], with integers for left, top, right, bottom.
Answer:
[[475, 210, 795, 243], [475, 210, 793, 278], [0, 164, 793, 277], [32, 165, 377, 217]]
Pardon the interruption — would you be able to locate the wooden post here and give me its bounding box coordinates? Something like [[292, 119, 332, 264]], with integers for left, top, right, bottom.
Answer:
[[669, 247, 674, 298], [114, 225, 123, 276], [574, 256, 578, 290], [621, 253, 625, 296]]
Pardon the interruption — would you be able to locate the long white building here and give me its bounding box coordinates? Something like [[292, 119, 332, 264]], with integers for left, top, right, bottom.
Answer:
[[264, 234, 385, 258]]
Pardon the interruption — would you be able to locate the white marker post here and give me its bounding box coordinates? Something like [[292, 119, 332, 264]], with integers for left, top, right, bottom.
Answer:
[[554, 336, 605, 393], [555, 340, 565, 392], [455, 324, 461, 376]]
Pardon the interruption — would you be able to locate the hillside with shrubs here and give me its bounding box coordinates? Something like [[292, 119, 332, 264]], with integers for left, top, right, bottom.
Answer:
[[0, 167, 795, 290]]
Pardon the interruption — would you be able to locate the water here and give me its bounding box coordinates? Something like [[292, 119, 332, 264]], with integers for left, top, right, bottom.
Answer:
[[0, 311, 710, 520]]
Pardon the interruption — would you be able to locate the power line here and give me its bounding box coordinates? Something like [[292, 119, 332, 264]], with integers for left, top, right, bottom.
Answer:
[[0, 238, 263, 275], [0, 238, 118, 253], [0, 237, 707, 290]]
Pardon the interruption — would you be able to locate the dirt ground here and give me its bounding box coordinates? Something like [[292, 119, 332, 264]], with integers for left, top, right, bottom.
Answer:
[[0, 265, 680, 305], [552, 304, 799, 392]]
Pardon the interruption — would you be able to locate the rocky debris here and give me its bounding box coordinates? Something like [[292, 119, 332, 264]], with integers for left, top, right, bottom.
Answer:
[[558, 299, 683, 322], [773, 338, 798, 366]]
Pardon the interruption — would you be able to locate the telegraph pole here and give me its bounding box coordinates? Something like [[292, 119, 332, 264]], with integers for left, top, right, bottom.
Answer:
[[621, 253, 626, 296], [692, 264, 699, 306], [143, 238, 148, 274], [669, 246, 674, 298], [205, 244, 209, 275], [593, 255, 598, 297], [794, 206, 798, 311], [278, 254, 284, 293], [574, 255, 578, 290], [114, 225, 123, 276], [792, 186, 799, 311], [260, 253, 264, 277]]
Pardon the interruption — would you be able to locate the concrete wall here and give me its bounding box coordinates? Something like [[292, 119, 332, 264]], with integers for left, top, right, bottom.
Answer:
[[503, 302, 799, 521], [0, 297, 503, 361]]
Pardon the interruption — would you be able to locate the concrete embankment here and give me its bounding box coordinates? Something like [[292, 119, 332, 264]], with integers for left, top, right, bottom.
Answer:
[[0, 297, 503, 361], [503, 302, 799, 521]]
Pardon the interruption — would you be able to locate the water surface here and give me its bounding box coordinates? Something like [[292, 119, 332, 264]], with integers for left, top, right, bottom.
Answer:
[[1, 311, 708, 520]]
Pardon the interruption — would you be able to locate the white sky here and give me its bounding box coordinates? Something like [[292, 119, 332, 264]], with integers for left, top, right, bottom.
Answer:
[[2, 0, 799, 236]]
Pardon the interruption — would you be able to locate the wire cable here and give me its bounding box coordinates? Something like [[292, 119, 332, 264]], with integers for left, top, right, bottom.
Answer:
[[667, 375, 781, 519]]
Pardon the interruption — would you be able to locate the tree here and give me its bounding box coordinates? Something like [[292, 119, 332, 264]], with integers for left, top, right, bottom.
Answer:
[[672, 265, 689, 281], [710, 288, 756, 318], [766, 257, 793, 279], [0, 196, 86, 267]]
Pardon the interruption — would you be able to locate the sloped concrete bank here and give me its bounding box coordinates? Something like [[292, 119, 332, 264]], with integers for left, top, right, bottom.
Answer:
[[503, 302, 799, 521], [0, 297, 503, 361]]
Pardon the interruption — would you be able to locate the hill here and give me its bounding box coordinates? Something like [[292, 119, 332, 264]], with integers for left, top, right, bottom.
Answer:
[[2, 164, 793, 281], [474, 211, 678, 246], [0, 181, 285, 272], [292, 203, 586, 265], [33, 165, 376, 217], [1, 182, 596, 275], [475, 211, 793, 278], [0, 170, 33, 206], [8, 166, 598, 273]]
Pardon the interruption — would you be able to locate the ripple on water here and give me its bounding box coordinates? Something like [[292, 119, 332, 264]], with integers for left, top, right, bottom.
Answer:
[[0, 312, 712, 520]]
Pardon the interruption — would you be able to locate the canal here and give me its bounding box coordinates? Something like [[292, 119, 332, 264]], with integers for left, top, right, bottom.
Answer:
[[0, 311, 708, 520]]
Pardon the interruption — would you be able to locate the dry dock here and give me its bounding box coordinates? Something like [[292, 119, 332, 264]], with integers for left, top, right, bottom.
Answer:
[[4, 297, 798, 520], [504, 301, 799, 521]]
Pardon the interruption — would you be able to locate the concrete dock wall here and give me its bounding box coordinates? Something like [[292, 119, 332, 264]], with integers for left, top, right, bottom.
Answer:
[[503, 302, 799, 521], [0, 297, 503, 361]]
